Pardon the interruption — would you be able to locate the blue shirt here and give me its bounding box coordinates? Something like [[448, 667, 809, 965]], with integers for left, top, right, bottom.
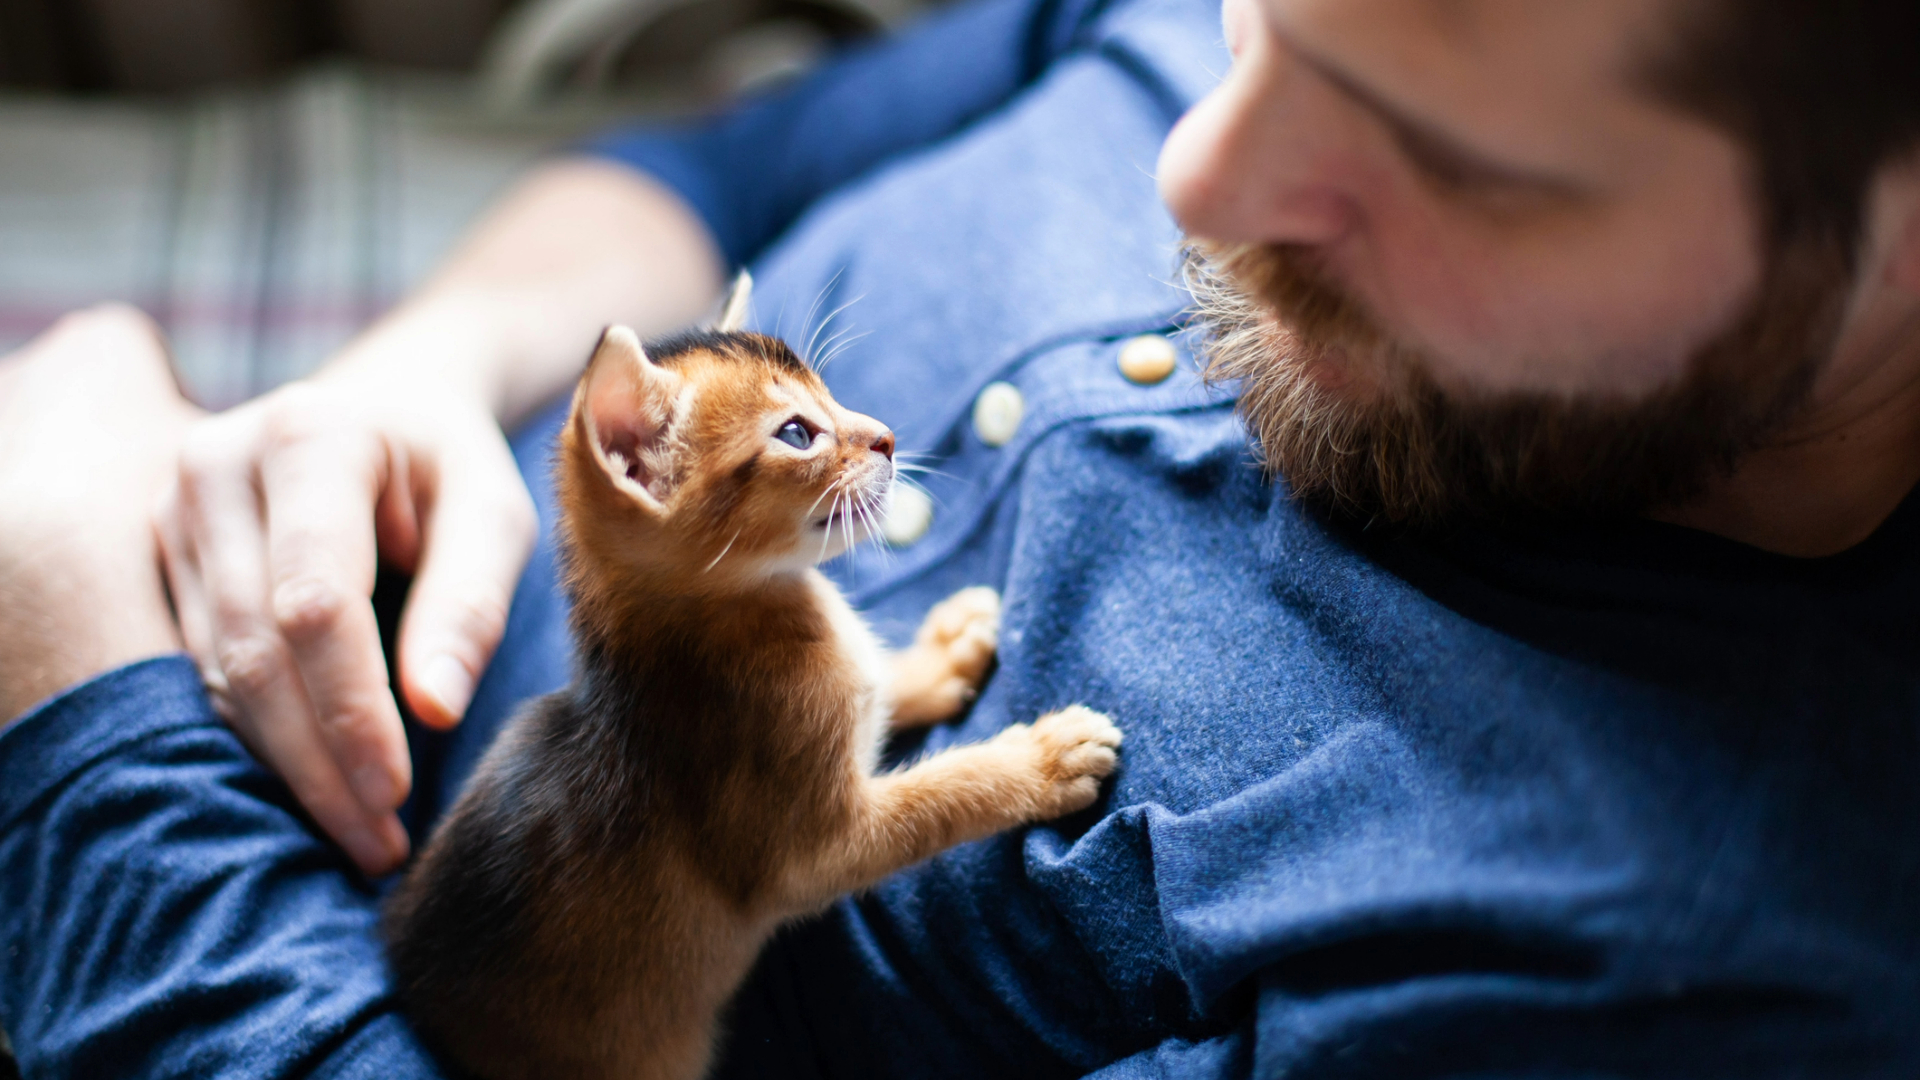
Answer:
[[5, 0, 1919, 1075]]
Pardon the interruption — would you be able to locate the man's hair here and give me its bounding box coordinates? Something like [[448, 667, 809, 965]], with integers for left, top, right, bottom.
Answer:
[[1654, 1, 1920, 255]]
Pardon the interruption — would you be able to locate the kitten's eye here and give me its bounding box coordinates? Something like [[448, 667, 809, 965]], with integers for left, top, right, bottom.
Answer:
[[775, 419, 814, 450]]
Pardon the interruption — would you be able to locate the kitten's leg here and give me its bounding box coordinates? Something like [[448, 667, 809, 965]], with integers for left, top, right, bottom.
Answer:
[[889, 586, 1000, 728], [805, 706, 1122, 898]]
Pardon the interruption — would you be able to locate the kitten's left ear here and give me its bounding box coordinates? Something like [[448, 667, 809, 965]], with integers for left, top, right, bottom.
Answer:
[[715, 270, 753, 332], [576, 325, 684, 510]]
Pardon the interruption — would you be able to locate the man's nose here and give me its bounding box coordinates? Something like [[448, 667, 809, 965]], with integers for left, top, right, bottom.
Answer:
[[1156, 41, 1357, 248]]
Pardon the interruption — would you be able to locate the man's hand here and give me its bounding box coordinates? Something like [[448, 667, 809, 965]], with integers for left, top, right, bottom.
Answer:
[[148, 160, 721, 876], [155, 338, 537, 876], [0, 307, 198, 726]]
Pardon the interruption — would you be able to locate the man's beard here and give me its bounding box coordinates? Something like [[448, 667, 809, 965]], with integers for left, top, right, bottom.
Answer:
[[1184, 237, 1855, 526]]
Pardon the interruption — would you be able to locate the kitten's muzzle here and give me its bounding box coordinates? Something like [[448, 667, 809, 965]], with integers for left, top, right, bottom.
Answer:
[[811, 464, 893, 533]]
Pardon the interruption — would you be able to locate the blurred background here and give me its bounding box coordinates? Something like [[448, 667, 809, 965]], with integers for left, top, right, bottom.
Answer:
[[0, 0, 929, 407]]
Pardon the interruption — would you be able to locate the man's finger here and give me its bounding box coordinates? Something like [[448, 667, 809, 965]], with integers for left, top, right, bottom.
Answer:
[[181, 428, 407, 873], [260, 432, 412, 823], [226, 665, 411, 878], [398, 435, 538, 729], [153, 483, 221, 697]]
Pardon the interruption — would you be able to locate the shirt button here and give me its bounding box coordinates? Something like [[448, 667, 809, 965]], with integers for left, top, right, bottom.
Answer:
[[882, 482, 933, 546], [972, 381, 1024, 447], [1118, 334, 1178, 385]]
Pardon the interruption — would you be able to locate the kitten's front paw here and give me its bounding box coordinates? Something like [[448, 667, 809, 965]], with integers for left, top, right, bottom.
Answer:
[[1007, 705, 1123, 819], [890, 587, 1002, 727], [918, 586, 1000, 684]]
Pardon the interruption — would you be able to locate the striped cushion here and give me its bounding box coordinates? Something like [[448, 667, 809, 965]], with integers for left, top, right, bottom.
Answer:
[[0, 67, 649, 406]]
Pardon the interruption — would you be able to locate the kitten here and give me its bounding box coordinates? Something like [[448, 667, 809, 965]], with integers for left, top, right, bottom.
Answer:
[[383, 277, 1123, 1080]]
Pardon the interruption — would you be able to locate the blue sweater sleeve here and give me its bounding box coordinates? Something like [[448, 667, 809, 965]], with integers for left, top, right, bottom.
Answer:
[[0, 657, 446, 1080], [586, 0, 1113, 267]]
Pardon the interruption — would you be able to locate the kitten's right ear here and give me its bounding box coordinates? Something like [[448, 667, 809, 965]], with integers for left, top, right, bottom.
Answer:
[[714, 270, 753, 333], [576, 325, 683, 511]]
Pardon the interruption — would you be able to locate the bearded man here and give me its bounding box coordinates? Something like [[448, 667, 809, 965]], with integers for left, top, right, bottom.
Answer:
[[1, 0, 1916, 1075]]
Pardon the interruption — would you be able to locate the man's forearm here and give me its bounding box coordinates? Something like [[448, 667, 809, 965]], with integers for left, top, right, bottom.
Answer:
[[323, 157, 727, 427]]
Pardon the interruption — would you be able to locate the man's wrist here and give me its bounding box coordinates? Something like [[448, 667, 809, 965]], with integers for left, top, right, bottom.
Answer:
[[318, 290, 526, 421], [0, 537, 184, 727]]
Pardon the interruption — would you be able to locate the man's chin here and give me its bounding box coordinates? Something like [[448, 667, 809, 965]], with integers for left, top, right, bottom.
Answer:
[[1291, 345, 1374, 400]]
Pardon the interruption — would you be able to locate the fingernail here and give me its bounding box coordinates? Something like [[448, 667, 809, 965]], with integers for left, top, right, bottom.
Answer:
[[339, 825, 391, 872], [423, 654, 475, 723], [350, 762, 400, 813], [374, 814, 411, 865]]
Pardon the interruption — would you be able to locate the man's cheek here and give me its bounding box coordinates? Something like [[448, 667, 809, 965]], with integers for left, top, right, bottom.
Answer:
[[1349, 216, 1712, 399]]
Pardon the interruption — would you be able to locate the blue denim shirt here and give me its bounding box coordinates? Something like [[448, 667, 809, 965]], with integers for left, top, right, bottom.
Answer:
[[4, 0, 1919, 1075]]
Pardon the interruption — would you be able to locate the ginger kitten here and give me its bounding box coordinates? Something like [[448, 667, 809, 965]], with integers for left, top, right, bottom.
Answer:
[[383, 278, 1123, 1080]]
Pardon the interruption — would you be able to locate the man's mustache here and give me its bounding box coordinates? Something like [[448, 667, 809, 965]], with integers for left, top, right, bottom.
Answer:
[[1181, 235, 1844, 526], [1190, 241, 1389, 354]]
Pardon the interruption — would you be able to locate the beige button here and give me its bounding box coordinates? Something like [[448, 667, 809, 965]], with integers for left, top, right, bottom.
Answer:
[[1118, 334, 1178, 385], [882, 482, 933, 546], [972, 381, 1025, 447]]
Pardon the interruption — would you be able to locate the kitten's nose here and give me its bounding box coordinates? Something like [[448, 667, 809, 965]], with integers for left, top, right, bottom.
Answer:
[[870, 430, 895, 460]]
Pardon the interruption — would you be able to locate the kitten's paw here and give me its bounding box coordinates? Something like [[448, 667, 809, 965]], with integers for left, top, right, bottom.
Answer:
[[1012, 705, 1123, 818], [916, 586, 1000, 685], [890, 587, 1002, 727]]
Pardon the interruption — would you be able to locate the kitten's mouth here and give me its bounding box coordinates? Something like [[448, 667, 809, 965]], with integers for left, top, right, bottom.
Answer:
[[809, 478, 891, 535], [811, 506, 865, 532]]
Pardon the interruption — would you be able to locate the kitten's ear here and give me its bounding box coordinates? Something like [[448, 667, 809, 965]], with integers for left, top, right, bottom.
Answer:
[[577, 325, 683, 510], [715, 270, 753, 332]]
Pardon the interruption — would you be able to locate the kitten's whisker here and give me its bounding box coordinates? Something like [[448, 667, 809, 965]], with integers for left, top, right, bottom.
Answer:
[[894, 473, 940, 505], [818, 297, 866, 340], [702, 528, 743, 574], [836, 490, 854, 561], [814, 318, 865, 349], [796, 269, 847, 371], [797, 281, 833, 356], [856, 492, 892, 567], [813, 328, 873, 373], [802, 485, 835, 524], [839, 493, 858, 586], [890, 462, 957, 480], [817, 489, 841, 563], [849, 504, 873, 575], [813, 333, 857, 372], [803, 295, 848, 362], [803, 293, 866, 369]]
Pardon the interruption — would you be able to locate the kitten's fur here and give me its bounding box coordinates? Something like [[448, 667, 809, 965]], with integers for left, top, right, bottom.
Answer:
[[384, 278, 1122, 1080]]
